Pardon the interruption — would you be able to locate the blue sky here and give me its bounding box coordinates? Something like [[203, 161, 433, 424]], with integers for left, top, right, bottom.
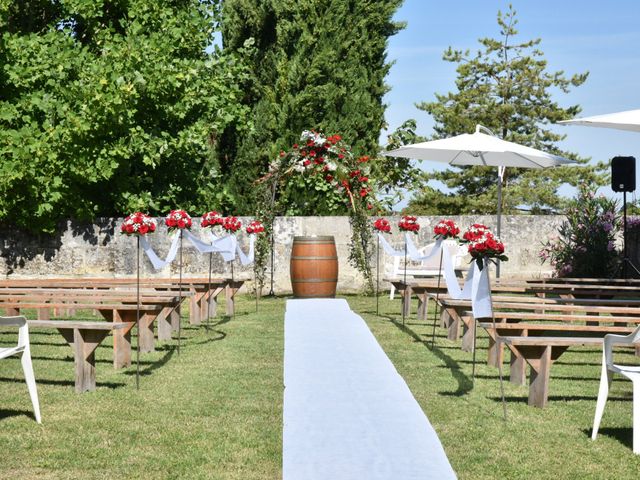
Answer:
[[383, 0, 640, 204]]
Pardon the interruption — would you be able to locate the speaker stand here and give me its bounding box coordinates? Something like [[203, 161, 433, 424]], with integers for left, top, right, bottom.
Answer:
[[621, 191, 640, 278]]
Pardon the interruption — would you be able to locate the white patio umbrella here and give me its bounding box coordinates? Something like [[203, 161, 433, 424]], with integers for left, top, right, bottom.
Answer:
[[559, 109, 640, 132], [383, 124, 575, 275]]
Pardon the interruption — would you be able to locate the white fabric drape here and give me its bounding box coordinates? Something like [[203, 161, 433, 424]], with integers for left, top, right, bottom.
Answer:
[[236, 235, 256, 266], [401, 233, 492, 318], [140, 233, 181, 270], [442, 257, 492, 318], [405, 233, 443, 262], [377, 233, 404, 257]]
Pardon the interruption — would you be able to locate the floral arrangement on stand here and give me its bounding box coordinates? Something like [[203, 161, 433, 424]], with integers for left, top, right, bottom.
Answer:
[[120, 212, 157, 236], [433, 219, 460, 240], [165, 209, 192, 232], [222, 216, 242, 234], [398, 215, 420, 234], [246, 220, 265, 235], [201, 211, 224, 230], [462, 224, 507, 270], [260, 130, 378, 293], [373, 218, 391, 234]]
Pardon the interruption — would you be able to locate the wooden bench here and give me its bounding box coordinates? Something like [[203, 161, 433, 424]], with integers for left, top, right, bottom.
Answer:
[[478, 321, 635, 385], [2, 301, 164, 368], [0, 277, 241, 324], [28, 320, 134, 392], [497, 336, 605, 408]]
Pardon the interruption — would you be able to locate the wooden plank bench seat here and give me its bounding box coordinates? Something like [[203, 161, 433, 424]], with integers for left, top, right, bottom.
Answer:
[[27, 320, 134, 392], [4, 302, 165, 368], [478, 321, 635, 385], [497, 336, 605, 408], [0, 277, 238, 324]]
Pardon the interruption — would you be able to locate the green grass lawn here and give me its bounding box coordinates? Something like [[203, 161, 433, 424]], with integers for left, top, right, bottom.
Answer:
[[1, 294, 639, 479]]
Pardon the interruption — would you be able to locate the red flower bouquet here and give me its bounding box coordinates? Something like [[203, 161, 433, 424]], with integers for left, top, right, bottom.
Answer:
[[165, 209, 192, 232], [121, 212, 157, 236], [201, 211, 224, 228], [462, 223, 490, 243], [467, 230, 508, 270], [222, 216, 242, 234], [373, 218, 391, 233], [434, 219, 460, 240], [398, 215, 420, 234], [246, 220, 265, 235]]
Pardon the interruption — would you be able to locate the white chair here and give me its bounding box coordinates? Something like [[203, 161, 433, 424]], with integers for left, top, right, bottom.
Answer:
[[592, 325, 640, 453], [389, 241, 467, 299], [0, 316, 41, 423]]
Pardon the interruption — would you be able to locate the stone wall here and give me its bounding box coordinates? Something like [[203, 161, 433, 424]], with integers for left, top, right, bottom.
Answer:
[[0, 215, 564, 293]]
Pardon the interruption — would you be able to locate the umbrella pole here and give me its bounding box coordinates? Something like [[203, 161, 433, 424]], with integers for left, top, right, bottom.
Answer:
[[496, 166, 505, 278], [431, 248, 443, 349]]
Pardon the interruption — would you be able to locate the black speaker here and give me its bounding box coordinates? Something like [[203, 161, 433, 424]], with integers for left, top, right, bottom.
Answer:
[[611, 156, 636, 192]]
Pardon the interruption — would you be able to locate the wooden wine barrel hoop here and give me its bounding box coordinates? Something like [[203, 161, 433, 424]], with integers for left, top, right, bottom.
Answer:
[[291, 278, 339, 283], [290, 256, 339, 261], [290, 236, 338, 298], [292, 236, 335, 243]]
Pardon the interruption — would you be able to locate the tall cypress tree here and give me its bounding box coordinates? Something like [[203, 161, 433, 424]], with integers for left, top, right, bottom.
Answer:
[[220, 0, 404, 214]]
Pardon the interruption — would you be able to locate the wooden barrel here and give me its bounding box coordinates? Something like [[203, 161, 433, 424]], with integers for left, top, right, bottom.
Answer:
[[290, 236, 338, 298]]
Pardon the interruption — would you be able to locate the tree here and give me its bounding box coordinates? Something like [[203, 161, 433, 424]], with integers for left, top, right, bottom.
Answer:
[[0, 0, 250, 232], [219, 0, 404, 214], [406, 5, 607, 216]]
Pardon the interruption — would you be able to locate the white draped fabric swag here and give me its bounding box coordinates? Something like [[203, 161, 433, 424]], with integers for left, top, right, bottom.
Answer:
[[139, 230, 256, 271], [379, 232, 492, 318]]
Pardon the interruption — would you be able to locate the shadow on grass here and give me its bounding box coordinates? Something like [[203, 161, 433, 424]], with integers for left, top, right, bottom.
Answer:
[[0, 408, 39, 422], [124, 343, 176, 378], [583, 426, 633, 450], [0, 376, 125, 389], [385, 316, 474, 396]]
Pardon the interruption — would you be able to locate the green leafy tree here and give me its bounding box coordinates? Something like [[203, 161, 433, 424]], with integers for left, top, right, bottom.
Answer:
[[406, 5, 607, 215], [0, 0, 250, 232], [219, 0, 404, 214]]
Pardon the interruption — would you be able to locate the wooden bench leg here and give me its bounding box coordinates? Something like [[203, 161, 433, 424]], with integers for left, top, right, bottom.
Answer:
[[157, 307, 174, 341], [113, 311, 134, 369], [447, 311, 460, 341], [138, 312, 156, 353], [461, 317, 474, 352], [171, 304, 181, 331], [226, 285, 236, 316], [416, 294, 429, 321], [509, 350, 527, 386], [190, 288, 201, 325], [59, 328, 110, 393], [527, 345, 552, 408]]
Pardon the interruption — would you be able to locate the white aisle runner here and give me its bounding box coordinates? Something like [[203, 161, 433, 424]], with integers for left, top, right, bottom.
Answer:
[[283, 299, 456, 480]]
